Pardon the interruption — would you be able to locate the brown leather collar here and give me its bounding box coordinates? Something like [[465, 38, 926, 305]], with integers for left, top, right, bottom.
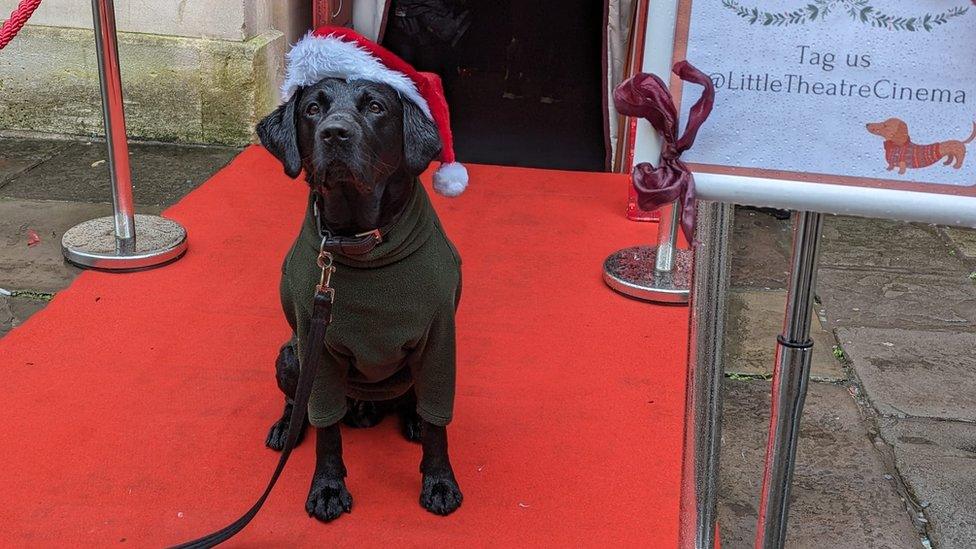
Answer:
[[313, 195, 388, 256]]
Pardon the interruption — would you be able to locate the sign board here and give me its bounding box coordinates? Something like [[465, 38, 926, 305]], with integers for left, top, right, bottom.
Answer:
[[642, 0, 976, 227]]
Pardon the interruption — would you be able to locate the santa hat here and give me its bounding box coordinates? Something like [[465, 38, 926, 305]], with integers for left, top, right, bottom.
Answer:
[[281, 26, 468, 197]]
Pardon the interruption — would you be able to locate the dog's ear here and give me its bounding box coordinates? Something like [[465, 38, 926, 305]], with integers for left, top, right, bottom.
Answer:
[[891, 119, 909, 145], [402, 99, 443, 176], [256, 89, 303, 179]]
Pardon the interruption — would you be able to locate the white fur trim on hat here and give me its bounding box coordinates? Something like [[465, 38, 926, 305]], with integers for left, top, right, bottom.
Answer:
[[433, 162, 469, 197], [281, 31, 432, 119]]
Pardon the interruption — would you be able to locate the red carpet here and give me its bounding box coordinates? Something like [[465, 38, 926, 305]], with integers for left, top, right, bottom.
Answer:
[[0, 147, 688, 547]]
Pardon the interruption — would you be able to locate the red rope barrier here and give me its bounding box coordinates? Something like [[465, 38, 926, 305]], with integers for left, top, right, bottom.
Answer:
[[0, 0, 43, 50]]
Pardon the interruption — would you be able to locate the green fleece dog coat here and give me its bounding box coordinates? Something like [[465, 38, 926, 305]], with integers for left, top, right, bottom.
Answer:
[[280, 180, 461, 428]]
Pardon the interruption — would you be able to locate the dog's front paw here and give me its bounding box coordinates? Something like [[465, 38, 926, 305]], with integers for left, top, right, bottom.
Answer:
[[420, 473, 463, 516], [306, 476, 353, 522]]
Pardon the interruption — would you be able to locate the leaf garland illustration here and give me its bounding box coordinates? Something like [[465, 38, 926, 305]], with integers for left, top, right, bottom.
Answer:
[[721, 0, 971, 31]]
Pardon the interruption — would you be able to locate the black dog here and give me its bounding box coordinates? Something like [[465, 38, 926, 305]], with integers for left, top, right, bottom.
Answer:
[[256, 78, 463, 522]]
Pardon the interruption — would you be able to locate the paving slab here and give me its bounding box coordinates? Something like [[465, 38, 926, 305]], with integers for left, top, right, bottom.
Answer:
[[725, 289, 845, 381], [821, 217, 962, 274], [0, 295, 48, 339], [879, 417, 976, 549], [817, 268, 976, 330], [942, 227, 976, 260], [0, 140, 239, 206], [0, 138, 69, 187], [0, 198, 160, 293], [719, 380, 920, 549], [836, 327, 976, 423], [731, 207, 791, 290]]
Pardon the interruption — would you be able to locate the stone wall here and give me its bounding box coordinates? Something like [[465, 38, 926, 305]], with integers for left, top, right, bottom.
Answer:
[[0, 0, 310, 145]]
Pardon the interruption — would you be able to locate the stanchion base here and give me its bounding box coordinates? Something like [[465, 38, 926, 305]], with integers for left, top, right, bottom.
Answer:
[[603, 246, 692, 304], [62, 215, 188, 271]]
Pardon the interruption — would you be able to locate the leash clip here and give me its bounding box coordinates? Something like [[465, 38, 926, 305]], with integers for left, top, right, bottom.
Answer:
[[316, 236, 336, 299]]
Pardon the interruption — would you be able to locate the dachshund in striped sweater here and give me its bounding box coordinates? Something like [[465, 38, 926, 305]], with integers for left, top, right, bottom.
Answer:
[[867, 118, 976, 175]]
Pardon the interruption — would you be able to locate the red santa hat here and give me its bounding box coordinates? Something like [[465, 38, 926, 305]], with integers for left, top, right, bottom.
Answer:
[[281, 26, 468, 197]]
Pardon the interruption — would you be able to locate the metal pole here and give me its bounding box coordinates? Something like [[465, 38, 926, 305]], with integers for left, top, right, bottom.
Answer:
[[603, 199, 692, 303], [654, 199, 680, 272], [754, 211, 825, 549], [61, 0, 188, 271], [92, 0, 135, 254], [603, 0, 688, 304], [679, 200, 733, 549]]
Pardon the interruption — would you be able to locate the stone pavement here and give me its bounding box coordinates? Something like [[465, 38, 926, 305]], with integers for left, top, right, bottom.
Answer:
[[0, 137, 239, 337], [820, 217, 976, 549], [722, 209, 976, 548], [2, 137, 975, 548]]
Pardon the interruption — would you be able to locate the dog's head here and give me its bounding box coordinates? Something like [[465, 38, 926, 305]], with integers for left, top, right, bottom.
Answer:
[[866, 118, 909, 145], [256, 78, 442, 230]]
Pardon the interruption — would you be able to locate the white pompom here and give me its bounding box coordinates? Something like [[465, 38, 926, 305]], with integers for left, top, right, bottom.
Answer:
[[433, 162, 468, 197]]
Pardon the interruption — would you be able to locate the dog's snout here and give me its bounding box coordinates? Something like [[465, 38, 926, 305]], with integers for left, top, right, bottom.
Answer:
[[321, 117, 357, 144], [322, 120, 352, 143]]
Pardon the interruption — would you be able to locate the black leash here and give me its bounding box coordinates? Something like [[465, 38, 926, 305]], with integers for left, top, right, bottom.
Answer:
[[171, 247, 337, 549]]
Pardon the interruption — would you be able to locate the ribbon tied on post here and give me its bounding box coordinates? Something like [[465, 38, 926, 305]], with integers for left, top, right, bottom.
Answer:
[[613, 61, 715, 241]]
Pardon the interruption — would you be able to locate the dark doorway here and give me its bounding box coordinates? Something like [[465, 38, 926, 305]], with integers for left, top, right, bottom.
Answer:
[[382, 0, 607, 172]]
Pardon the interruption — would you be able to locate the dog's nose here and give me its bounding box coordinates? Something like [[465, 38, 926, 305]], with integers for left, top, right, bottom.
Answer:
[[321, 120, 354, 143]]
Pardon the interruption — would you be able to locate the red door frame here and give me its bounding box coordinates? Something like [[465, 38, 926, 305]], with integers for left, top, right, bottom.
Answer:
[[313, 0, 353, 28], [617, 0, 660, 222]]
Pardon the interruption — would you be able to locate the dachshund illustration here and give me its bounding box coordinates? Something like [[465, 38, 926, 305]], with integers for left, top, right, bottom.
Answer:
[[866, 117, 976, 175]]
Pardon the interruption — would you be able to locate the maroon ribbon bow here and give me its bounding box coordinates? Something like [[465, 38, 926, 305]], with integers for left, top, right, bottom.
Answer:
[[614, 61, 715, 241]]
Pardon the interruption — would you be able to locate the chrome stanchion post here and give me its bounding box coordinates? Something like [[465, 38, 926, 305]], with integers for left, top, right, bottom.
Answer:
[[679, 200, 733, 549], [92, 0, 135, 254], [655, 198, 681, 272], [61, 0, 188, 270], [754, 211, 825, 549], [603, 198, 692, 303]]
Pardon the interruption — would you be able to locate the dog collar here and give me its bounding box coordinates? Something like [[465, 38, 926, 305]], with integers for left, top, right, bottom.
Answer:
[[312, 195, 388, 256]]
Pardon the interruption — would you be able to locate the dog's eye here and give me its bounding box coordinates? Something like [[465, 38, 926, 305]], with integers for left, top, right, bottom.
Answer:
[[367, 101, 384, 114], [305, 103, 320, 116]]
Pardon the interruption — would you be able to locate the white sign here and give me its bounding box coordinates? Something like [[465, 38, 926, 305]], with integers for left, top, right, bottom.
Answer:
[[673, 0, 976, 199]]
